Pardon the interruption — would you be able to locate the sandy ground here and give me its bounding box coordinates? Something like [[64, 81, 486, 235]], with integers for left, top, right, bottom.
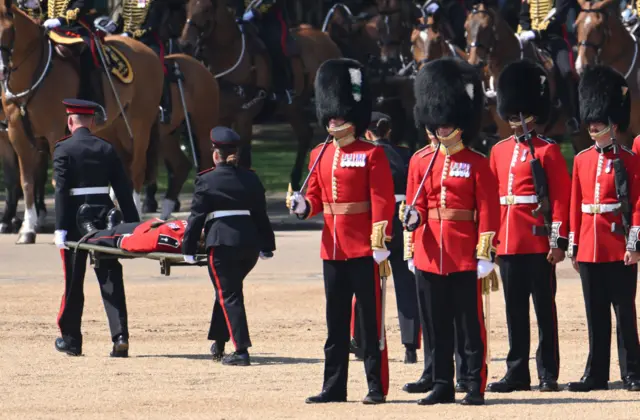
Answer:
[[1, 231, 639, 419]]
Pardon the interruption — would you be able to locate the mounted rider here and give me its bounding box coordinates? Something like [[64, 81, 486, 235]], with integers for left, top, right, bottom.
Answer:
[[118, 0, 180, 123], [516, 0, 580, 134], [236, 0, 296, 104]]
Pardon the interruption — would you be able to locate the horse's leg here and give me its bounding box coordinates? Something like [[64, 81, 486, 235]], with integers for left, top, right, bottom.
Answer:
[[234, 114, 254, 170], [160, 129, 191, 220], [0, 147, 20, 234], [143, 121, 161, 214], [34, 147, 49, 231], [286, 107, 313, 191], [10, 129, 39, 244]]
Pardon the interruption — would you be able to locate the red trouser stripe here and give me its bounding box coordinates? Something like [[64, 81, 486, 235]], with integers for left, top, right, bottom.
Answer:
[[476, 279, 488, 392], [373, 263, 390, 396], [276, 10, 288, 55], [56, 250, 67, 331], [561, 25, 574, 72], [208, 249, 238, 349], [350, 296, 357, 338], [416, 326, 422, 350]]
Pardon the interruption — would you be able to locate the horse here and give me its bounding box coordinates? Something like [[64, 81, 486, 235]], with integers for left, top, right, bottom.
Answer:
[[410, 9, 466, 70], [180, 0, 342, 191], [463, 2, 592, 152], [574, 0, 639, 146], [0, 4, 164, 243]]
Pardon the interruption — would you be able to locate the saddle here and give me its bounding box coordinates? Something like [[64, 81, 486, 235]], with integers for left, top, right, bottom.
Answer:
[[47, 29, 134, 84]]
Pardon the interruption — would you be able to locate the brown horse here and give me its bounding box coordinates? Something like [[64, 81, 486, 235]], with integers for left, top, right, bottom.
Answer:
[[180, 0, 341, 190], [0, 5, 164, 243], [464, 2, 592, 151], [574, 0, 639, 146], [411, 13, 466, 70]]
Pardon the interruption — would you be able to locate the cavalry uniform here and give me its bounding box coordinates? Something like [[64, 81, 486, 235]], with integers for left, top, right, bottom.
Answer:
[[237, 0, 296, 102], [53, 99, 139, 357], [567, 66, 640, 392], [404, 58, 499, 406], [182, 127, 276, 366], [518, 0, 580, 133], [487, 59, 570, 393], [288, 59, 394, 404]]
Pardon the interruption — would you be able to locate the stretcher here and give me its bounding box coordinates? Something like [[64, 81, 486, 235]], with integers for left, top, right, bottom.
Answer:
[[65, 241, 208, 276]]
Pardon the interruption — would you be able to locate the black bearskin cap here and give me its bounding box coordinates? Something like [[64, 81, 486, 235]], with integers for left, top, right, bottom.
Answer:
[[315, 58, 372, 137], [413, 57, 484, 144], [497, 59, 551, 125], [579, 65, 630, 132]]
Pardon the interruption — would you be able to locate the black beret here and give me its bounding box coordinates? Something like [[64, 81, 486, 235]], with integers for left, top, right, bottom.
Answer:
[[210, 126, 240, 147]]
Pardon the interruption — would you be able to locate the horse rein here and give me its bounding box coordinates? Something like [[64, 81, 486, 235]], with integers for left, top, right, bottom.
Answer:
[[466, 7, 497, 59]]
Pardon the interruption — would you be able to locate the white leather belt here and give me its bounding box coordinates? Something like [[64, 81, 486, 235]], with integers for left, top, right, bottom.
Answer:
[[206, 209, 250, 222], [500, 195, 538, 205], [69, 187, 110, 196], [395, 194, 406, 203], [581, 203, 621, 214]]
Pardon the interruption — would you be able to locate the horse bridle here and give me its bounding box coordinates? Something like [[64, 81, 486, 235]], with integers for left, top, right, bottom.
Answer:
[[0, 8, 15, 78], [185, 16, 211, 60], [577, 7, 610, 63], [466, 6, 497, 58]]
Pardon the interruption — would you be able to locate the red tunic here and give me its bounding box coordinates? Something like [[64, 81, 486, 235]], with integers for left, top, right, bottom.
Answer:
[[489, 135, 571, 255], [569, 145, 640, 263], [303, 138, 395, 260], [409, 143, 500, 274], [120, 219, 188, 253], [404, 145, 431, 262], [633, 135, 640, 155]]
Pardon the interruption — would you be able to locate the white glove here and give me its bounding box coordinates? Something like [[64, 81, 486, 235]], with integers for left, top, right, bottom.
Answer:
[[243, 10, 255, 21], [407, 258, 415, 274], [373, 249, 391, 264], [94, 16, 117, 34], [477, 260, 495, 278], [183, 255, 196, 264], [259, 251, 273, 260], [120, 32, 130, 37], [23, 0, 40, 8], [43, 18, 62, 29], [54, 230, 68, 249], [425, 2, 440, 14], [518, 30, 537, 42], [289, 192, 308, 215]]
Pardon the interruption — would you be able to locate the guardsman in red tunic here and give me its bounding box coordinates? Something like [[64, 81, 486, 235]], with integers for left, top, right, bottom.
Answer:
[[402, 58, 500, 406], [286, 58, 395, 404], [486, 59, 570, 394], [567, 65, 640, 393]]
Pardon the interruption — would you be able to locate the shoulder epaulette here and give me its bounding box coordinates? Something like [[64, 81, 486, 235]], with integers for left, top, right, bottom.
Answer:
[[621, 145, 635, 155], [494, 137, 513, 147], [197, 167, 215, 176], [536, 135, 556, 144], [413, 144, 434, 157], [576, 146, 594, 156], [56, 134, 72, 143], [468, 148, 487, 158]]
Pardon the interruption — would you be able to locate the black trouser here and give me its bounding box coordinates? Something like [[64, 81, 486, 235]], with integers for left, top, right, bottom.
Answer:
[[79, 47, 105, 108], [57, 248, 128, 346], [416, 269, 487, 392], [322, 257, 385, 397], [258, 14, 294, 93], [207, 245, 259, 350], [140, 33, 173, 121], [545, 34, 578, 123], [498, 254, 560, 383], [578, 262, 640, 382]]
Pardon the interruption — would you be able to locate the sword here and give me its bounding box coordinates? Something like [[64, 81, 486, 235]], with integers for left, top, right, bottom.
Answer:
[[92, 33, 134, 140], [287, 135, 331, 213], [379, 259, 391, 351], [402, 137, 440, 229], [173, 60, 198, 167]]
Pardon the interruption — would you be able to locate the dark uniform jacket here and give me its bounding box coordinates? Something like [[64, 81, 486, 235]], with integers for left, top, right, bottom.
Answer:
[[375, 139, 409, 252], [519, 0, 577, 38], [53, 127, 140, 238], [45, 0, 104, 27], [182, 164, 276, 256], [122, 0, 178, 40]]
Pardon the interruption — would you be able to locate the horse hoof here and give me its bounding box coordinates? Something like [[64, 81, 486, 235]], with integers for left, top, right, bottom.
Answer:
[[0, 223, 11, 234], [16, 231, 36, 244], [142, 201, 158, 214], [11, 218, 22, 232], [175, 201, 181, 212]]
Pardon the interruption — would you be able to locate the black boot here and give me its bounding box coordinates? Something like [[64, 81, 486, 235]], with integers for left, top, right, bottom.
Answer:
[[417, 385, 455, 405], [486, 378, 531, 393], [305, 391, 347, 404], [106, 208, 123, 229], [76, 204, 98, 235], [403, 376, 434, 393], [210, 341, 225, 361], [362, 389, 385, 404], [222, 349, 250, 366], [79, 51, 106, 123], [55, 337, 82, 356], [159, 75, 173, 124], [110, 335, 129, 357], [455, 381, 469, 393], [567, 377, 608, 392], [404, 346, 417, 364]]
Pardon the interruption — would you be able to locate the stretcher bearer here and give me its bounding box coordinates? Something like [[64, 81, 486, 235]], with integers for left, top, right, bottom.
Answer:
[[567, 65, 640, 393], [403, 57, 500, 406], [350, 112, 420, 364], [486, 59, 570, 394], [53, 99, 140, 357], [287, 58, 395, 404], [182, 127, 276, 366]]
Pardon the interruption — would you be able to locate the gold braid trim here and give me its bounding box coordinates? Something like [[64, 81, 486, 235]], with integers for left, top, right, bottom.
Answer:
[[398, 200, 406, 223], [371, 220, 390, 250], [476, 232, 496, 261], [403, 230, 414, 261], [379, 259, 392, 278], [65, 8, 79, 21], [482, 270, 500, 294]]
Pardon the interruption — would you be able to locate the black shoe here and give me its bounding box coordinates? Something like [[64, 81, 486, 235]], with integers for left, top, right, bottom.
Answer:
[[110, 335, 129, 357], [539, 380, 560, 392], [486, 378, 531, 393], [567, 377, 608, 392], [403, 377, 434, 393], [76, 204, 98, 235], [106, 208, 123, 229], [417, 386, 455, 405], [362, 390, 385, 404], [210, 341, 225, 361], [623, 376, 640, 391], [55, 337, 81, 356], [349, 338, 364, 360], [305, 391, 347, 404], [222, 351, 250, 366], [461, 390, 485, 406], [455, 381, 469, 393], [404, 348, 417, 364]]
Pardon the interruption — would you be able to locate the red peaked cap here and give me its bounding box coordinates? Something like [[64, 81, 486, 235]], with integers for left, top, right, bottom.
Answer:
[[62, 99, 100, 115]]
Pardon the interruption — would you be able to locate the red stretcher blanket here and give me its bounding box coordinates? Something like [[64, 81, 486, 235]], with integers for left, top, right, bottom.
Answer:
[[84, 218, 188, 253]]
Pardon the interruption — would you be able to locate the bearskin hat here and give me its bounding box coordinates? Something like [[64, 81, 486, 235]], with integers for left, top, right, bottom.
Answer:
[[413, 57, 484, 144], [315, 58, 372, 137], [579, 65, 630, 132], [497, 59, 551, 125]]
